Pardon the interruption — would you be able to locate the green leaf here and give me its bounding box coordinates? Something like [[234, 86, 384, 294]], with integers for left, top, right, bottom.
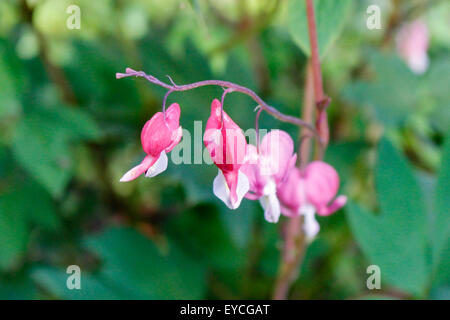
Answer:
[[18, 183, 60, 231], [346, 138, 428, 295], [325, 141, 367, 187], [84, 227, 207, 299], [0, 41, 24, 119], [432, 131, 450, 285], [165, 203, 246, 271], [46, 107, 101, 141], [0, 182, 59, 271], [0, 273, 37, 300], [0, 193, 28, 271], [288, 0, 352, 57], [12, 108, 100, 197], [426, 58, 450, 132], [375, 139, 427, 226], [342, 52, 421, 126], [31, 266, 126, 300]]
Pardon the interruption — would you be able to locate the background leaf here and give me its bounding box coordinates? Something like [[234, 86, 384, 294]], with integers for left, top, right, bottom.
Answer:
[[0, 194, 28, 271], [31, 266, 126, 300], [288, 0, 352, 57], [12, 108, 100, 197], [432, 131, 450, 286], [342, 52, 422, 126], [346, 138, 428, 296], [84, 227, 207, 299]]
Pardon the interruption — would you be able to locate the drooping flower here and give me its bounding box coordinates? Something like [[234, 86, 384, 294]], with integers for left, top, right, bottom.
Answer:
[[277, 161, 347, 240], [120, 103, 182, 182], [396, 20, 429, 74], [203, 99, 249, 209], [241, 130, 297, 223]]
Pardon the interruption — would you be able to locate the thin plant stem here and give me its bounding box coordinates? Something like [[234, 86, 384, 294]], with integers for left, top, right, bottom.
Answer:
[[305, 0, 331, 151], [273, 0, 332, 300], [254, 106, 263, 151], [116, 68, 320, 139], [299, 62, 315, 168]]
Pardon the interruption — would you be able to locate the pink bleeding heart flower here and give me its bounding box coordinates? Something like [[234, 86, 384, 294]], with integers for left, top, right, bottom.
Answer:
[[203, 99, 249, 209], [241, 130, 297, 223], [396, 20, 429, 74], [120, 103, 182, 182], [278, 161, 347, 240]]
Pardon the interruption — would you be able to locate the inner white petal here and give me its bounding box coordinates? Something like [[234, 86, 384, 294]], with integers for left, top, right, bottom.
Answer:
[[259, 191, 280, 223], [234, 170, 250, 209], [262, 179, 277, 196], [145, 151, 168, 178], [213, 169, 233, 209], [212, 170, 249, 210], [300, 203, 320, 242]]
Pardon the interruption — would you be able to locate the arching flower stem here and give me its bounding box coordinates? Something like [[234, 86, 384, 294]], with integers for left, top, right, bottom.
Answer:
[[116, 68, 321, 140]]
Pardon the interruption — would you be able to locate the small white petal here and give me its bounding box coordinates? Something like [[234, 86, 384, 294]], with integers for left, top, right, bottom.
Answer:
[[213, 170, 249, 210], [234, 170, 250, 209], [259, 192, 280, 223], [409, 54, 429, 74], [300, 204, 320, 242], [145, 151, 168, 178], [213, 170, 232, 208], [259, 179, 280, 223]]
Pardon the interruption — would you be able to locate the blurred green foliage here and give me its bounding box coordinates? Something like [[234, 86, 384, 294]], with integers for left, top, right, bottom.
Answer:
[[0, 0, 448, 300]]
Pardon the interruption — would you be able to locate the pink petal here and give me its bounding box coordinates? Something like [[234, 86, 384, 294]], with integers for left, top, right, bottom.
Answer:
[[396, 20, 429, 74], [165, 126, 183, 153], [280, 203, 298, 218], [165, 103, 181, 130], [303, 161, 340, 209], [241, 144, 265, 197], [203, 99, 246, 173], [119, 155, 156, 182], [141, 103, 181, 156], [316, 195, 347, 216], [260, 130, 295, 183], [277, 167, 305, 214], [244, 192, 261, 200]]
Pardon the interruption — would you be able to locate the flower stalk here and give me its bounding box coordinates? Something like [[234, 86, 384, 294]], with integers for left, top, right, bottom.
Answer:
[[116, 68, 320, 139], [273, 0, 332, 299]]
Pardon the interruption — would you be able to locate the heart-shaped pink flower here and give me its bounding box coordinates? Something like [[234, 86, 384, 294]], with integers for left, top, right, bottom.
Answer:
[[241, 130, 297, 222], [120, 103, 182, 182], [204, 99, 249, 209], [278, 161, 347, 240]]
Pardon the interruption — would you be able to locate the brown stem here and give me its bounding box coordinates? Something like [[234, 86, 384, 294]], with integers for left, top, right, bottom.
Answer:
[[37, 33, 77, 105], [273, 215, 306, 299], [305, 0, 330, 151], [273, 0, 333, 299], [20, 0, 77, 105], [299, 62, 315, 167], [116, 68, 321, 138]]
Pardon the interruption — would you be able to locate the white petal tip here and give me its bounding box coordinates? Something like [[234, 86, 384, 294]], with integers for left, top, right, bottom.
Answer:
[[259, 189, 281, 223], [145, 151, 168, 178], [119, 170, 136, 182], [213, 170, 250, 210]]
